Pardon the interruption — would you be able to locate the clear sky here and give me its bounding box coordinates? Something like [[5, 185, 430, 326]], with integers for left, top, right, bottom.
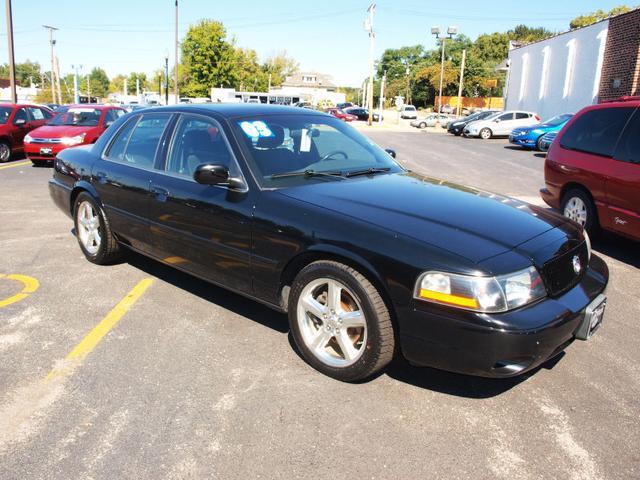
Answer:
[[0, 0, 632, 87]]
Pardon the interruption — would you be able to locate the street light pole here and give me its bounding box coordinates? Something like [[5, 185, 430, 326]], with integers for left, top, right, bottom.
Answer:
[[364, 3, 376, 126], [174, 0, 179, 105], [164, 55, 169, 105], [43, 25, 59, 104], [431, 26, 458, 124], [5, 0, 17, 103]]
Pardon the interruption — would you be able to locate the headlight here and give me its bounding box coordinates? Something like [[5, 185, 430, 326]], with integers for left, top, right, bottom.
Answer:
[[60, 133, 86, 146], [414, 267, 546, 313], [24, 134, 33, 144]]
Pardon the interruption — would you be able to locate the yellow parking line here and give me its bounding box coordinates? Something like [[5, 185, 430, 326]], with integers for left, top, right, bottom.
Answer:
[[0, 274, 40, 308], [0, 160, 31, 170], [46, 278, 154, 381]]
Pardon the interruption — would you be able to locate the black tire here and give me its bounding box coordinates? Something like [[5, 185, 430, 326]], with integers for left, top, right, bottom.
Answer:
[[561, 188, 600, 237], [479, 128, 492, 140], [73, 192, 123, 264], [288, 260, 395, 382], [419, 122, 426, 129], [535, 135, 545, 151], [454, 131, 462, 136], [0, 140, 11, 163]]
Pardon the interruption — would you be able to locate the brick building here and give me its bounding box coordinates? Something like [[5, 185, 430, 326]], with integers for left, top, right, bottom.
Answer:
[[505, 8, 640, 120], [598, 8, 640, 101]]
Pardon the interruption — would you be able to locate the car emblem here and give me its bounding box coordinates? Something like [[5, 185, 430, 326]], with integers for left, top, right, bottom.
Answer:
[[572, 255, 582, 274]]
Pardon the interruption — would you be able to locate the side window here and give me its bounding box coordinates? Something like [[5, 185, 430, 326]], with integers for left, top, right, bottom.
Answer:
[[515, 112, 529, 119], [13, 108, 29, 124], [118, 115, 170, 168], [105, 117, 139, 162], [614, 109, 640, 164], [115, 109, 125, 118], [560, 107, 634, 157], [29, 108, 44, 120], [166, 115, 233, 178], [498, 113, 514, 121]]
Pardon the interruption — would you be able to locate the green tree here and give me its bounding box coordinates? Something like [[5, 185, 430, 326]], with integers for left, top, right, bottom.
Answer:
[[109, 74, 126, 94], [181, 20, 238, 96], [263, 50, 299, 87], [0, 60, 42, 86], [236, 47, 269, 91], [570, 5, 633, 28], [80, 67, 109, 99]]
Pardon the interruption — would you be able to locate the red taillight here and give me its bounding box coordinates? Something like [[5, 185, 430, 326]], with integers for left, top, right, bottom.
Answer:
[[535, 115, 541, 121]]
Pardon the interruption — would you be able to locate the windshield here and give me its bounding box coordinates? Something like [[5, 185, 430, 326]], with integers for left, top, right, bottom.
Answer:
[[0, 106, 11, 125], [405, 106, 416, 111], [542, 113, 573, 126], [233, 114, 403, 187], [49, 107, 102, 126]]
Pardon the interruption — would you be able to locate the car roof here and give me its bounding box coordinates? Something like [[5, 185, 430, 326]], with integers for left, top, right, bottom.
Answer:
[[65, 104, 121, 110], [132, 103, 325, 118]]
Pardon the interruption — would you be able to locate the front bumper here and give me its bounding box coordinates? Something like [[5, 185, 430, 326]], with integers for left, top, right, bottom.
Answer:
[[397, 254, 608, 377], [25, 142, 68, 162], [48, 177, 73, 218], [508, 134, 537, 148]]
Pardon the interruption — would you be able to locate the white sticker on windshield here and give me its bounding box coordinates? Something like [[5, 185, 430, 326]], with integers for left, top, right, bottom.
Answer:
[[68, 108, 98, 114], [300, 128, 312, 153], [239, 120, 274, 138]]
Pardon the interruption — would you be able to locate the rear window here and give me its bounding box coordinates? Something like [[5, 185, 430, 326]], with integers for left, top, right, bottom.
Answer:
[[560, 107, 634, 157]]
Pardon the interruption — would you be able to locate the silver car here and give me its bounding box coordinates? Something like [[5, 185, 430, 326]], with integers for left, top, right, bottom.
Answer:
[[463, 111, 540, 139], [410, 114, 450, 128]]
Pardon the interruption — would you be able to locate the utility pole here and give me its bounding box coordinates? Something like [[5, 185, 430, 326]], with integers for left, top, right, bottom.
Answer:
[[123, 78, 127, 99], [174, 0, 179, 105], [364, 3, 376, 126], [164, 55, 169, 105], [136, 77, 140, 97], [456, 49, 466, 117], [43, 25, 59, 103], [71, 65, 81, 103], [378, 70, 386, 123], [53, 54, 62, 104], [5, 0, 17, 103], [87, 74, 91, 103], [431, 26, 458, 124]]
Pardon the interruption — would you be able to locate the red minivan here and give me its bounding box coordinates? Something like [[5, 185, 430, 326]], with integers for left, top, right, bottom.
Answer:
[[540, 97, 640, 241]]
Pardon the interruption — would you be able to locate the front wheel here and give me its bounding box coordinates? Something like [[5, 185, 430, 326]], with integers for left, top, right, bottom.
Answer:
[[479, 128, 492, 140], [561, 188, 600, 236], [419, 122, 426, 129], [0, 141, 11, 163], [288, 261, 395, 382], [535, 135, 545, 151], [74, 192, 123, 264]]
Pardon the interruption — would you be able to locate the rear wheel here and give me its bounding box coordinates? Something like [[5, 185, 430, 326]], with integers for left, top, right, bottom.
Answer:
[[73, 192, 123, 264], [561, 188, 600, 236], [288, 261, 395, 382], [479, 128, 492, 140], [419, 122, 427, 129], [0, 141, 10, 162]]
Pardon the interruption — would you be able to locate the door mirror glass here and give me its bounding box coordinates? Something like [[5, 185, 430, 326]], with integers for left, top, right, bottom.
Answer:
[[494, 118, 501, 123], [193, 164, 230, 185], [384, 148, 397, 158]]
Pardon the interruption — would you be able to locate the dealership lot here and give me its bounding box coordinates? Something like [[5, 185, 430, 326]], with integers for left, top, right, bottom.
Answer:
[[1, 132, 639, 479]]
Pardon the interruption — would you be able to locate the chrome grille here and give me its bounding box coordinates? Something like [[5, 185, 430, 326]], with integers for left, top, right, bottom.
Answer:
[[541, 241, 588, 296], [30, 138, 62, 144]]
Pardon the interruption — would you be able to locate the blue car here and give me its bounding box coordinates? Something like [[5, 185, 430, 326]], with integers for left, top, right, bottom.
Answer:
[[509, 113, 573, 150]]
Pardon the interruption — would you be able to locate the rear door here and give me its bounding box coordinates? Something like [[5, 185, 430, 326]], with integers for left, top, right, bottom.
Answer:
[[515, 111, 536, 128], [27, 107, 49, 130], [93, 113, 173, 250], [607, 108, 640, 239], [146, 113, 254, 293], [10, 107, 31, 148]]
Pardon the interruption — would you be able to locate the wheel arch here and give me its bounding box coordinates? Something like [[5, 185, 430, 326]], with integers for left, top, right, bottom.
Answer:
[[0, 134, 12, 147], [560, 182, 595, 205], [69, 181, 101, 216]]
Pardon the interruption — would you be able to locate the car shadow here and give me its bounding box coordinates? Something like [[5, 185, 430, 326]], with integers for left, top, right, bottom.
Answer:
[[533, 153, 546, 158], [503, 145, 529, 151], [125, 250, 289, 333], [592, 232, 640, 268]]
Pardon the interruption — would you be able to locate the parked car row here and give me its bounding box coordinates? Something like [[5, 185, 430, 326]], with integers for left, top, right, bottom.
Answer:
[[0, 102, 126, 165]]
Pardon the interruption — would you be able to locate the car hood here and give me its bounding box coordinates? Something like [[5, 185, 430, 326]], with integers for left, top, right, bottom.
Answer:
[[279, 172, 572, 263], [28, 125, 100, 139]]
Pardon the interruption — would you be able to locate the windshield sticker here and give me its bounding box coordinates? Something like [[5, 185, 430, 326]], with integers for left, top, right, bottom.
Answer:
[[239, 121, 274, 138], [68, 108, 98, 114], [300, 128, 312, 152]]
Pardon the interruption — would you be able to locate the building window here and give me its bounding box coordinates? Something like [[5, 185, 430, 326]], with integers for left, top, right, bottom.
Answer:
[[302, 75, 317, 83], [519, 53, 529, 102], [563, 39, 577, 99], [539, 46, 551, 100]]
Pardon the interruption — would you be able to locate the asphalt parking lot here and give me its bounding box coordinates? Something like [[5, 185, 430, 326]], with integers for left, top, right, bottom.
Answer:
[[1, 132, 639, 480]]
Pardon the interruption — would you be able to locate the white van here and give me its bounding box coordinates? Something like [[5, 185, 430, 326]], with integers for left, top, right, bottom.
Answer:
[[400, 105, 418, 119]]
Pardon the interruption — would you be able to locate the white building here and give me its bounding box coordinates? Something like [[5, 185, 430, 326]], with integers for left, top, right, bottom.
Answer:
[[505, 20, 610, 120]]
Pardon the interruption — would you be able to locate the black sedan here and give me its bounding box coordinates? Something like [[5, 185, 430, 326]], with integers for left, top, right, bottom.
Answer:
[[344, 107, 382, 122], [49, 104, 608, 382], [447, 110, 499, 136]]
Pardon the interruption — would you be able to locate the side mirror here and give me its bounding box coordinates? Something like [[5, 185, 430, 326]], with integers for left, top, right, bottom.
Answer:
[[105, 120, 114, 128], [193, 164, 245, 190], [385, 148, 397, 159], [494, 119, 501, 123], [14, 118, 26, 126]]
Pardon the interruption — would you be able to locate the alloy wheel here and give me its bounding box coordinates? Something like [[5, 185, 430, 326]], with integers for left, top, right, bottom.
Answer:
[[77, 201, 102, 254], [296, 277, 367, 367], [0, 143, 10, 162], [564, 196, 588, 226]]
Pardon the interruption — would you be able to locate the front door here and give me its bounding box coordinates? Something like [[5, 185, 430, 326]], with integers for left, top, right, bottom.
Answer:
[[147, 114, 254, 294], [10, 107, 31, 149], [492, 112, 514, 135], [92, 113, 173, 251]]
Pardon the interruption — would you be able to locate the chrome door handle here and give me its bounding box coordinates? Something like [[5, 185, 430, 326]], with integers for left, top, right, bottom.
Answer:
[[150, 186, 170, 202]]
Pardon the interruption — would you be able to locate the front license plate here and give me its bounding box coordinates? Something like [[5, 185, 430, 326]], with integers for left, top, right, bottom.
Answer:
[[575, 294, 606, 340], [40, 147, 53, 155]]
